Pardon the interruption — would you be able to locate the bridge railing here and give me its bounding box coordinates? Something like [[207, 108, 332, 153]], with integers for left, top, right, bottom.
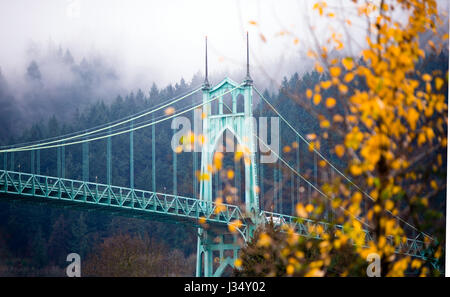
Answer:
[[0, 169, 435, 263], [260, 210, 434, 261], [0, 169, 247, 233]]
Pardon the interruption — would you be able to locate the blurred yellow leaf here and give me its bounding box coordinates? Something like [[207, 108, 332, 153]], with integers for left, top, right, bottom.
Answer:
[[342, 57, 354, 70], [335, 145, 345, 157], [326, 97, 336, 108], [330, 66, 341, 77], [164, 107, 175, 115], [313, 93, 322, 105], [435, 77, 444, 90]]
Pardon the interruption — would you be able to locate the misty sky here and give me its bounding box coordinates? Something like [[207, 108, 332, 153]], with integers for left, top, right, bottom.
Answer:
[[0, 0, 317, 89], [0, 0, 448, 90]]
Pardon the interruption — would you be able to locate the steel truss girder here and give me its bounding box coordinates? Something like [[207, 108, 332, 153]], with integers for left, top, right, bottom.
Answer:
[[262, 211, 436, 263], [0, 169, 437, 274], [0, 170, 248, 234]]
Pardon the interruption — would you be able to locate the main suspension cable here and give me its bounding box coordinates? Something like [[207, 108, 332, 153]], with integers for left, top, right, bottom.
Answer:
[[2, 85, 242, 152], [0, 85, 203, 151], [253, 85, 433, 241]]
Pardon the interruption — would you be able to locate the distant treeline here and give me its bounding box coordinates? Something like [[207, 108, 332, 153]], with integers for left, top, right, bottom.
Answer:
[[0, 49, 447, 276]]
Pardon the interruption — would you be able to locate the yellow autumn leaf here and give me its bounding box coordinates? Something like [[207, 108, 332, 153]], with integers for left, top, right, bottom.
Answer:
[[342, 57, 354, 70], [283, 145, 292, 153], [260, 33, 266, 43], [199, 173, 210, 181], [422, 73, 432, 82], [257, 233, 272, 247], [325, 97, 336, 108], [330, 66, 341, 77], [174, 146, 183, 153], [286, 264, 295, 275], [406, 108, 420, 130], [350, 164, 363, 176], [320, 120, 330, 128], [164, 107, 175, 115], [333, 114, 344, 123], [338, 84, 348, 94], [435, 77, 444, 90], [430, 180, 438, 190], [313, 93, 322, 105], [307, 133, 316, 140], [296, 203, 308, 218], [320, 80, 332, 89], [335, 145, 345, 157], [315, 62, 324, 73], [385, 200, 394, 211], [344, 72, 354, 82], [234, 258, 242, 268]]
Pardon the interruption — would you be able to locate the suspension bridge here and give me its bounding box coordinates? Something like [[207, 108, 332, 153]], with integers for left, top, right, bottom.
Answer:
[[0, 35, 438, 276]]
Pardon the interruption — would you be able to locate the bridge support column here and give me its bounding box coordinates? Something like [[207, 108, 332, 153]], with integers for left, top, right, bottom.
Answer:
[[82, 142, 89, 182], [3, 153, 6, 171], [197, 76, 260, 277], [10, 152, 14, 171], [196, 228, 241, 277], [61, 146, 65, 178], [37, 150, 40, 175], [107, 132, 112, 185], [30, 151, 34, 174], [152, 114, 156, 192], [130, 120, 134, 189]]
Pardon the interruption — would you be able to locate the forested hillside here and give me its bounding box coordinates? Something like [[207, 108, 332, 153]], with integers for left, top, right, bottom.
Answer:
[[0, 49, 447, 276]]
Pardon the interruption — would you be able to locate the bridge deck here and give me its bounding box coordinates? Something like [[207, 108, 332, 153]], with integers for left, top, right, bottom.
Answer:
[[0, 169, 434, 264], [0, 170, 247, 232]]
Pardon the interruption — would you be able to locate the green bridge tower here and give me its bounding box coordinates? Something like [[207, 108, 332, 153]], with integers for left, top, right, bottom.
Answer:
[[196, 34, 260, 277]]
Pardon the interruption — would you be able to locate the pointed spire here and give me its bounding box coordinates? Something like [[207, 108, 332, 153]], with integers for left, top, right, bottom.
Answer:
[[244, 32, 253, 85], [203, 36, 210, 90]]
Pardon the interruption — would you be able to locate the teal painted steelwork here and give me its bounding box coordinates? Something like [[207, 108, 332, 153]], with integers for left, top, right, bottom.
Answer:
[[193, 151, 198, 197], [37, 150, 40, 175], [152, 113, 156, 192], [130, 120, 134, 189], [57, 147, 61, 177], [290, 172, 294, 216], [107, 130, 112, 185], [296, 135, 300, 205], [173, 137, 177, 196], [273, 166, 277, 212], [82, 142, 89, 181], [31, 150, 35, 174], [0, 35, 439, 275], [10, 152, 14, 171], [0, 168, 435, 269], [0, 169, 247, 233], [197, 74, 260, 276], [61, 146, 65, 179], [261, 211, 437, 266]]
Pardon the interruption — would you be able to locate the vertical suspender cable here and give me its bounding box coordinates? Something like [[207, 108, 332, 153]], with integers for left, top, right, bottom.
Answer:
[[107, 128, 112, 185], [130, 120, 134, 189]]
